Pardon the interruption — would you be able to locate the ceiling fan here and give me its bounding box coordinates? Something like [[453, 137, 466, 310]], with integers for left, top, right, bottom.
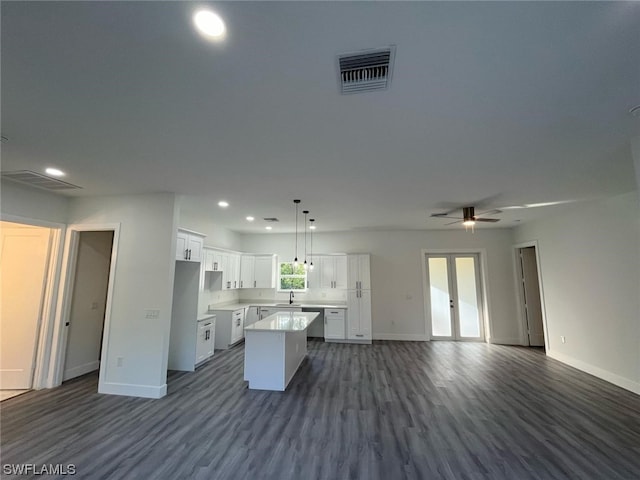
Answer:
[[431, 206, 501, 226]]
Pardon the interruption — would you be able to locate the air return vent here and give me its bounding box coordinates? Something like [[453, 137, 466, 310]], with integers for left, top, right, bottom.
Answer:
[[1, 170, 82, 190], [338, 46, 395, 94]]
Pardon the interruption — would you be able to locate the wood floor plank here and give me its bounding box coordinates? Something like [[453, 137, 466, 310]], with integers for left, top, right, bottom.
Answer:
[[1, 341, 639, 479]]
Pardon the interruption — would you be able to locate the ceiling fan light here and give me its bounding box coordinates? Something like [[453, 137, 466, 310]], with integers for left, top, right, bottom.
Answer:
[[463, 219, 476, 226]]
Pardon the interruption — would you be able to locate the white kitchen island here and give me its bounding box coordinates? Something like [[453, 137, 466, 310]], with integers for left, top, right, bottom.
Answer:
[[244, 311, 320, 391]]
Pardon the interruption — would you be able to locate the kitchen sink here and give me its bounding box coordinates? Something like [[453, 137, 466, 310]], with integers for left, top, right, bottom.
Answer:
[[274, 303, 301, 307]]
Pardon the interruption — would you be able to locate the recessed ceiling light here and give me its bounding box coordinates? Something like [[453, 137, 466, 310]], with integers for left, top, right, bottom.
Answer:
[[218, 201, 229, 208], [246, 216, 254, 222], [45, 167, 65, 177], [193, 10, 226, 39], [309, 225, 316, 230], [265, 226, 272, 230]]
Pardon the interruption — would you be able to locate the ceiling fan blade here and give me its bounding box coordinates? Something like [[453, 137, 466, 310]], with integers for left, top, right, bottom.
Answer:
[[445, 220, 462, 226], [431, 213, 463, 219], [475, 218, 500, 223], [476, 209, 502, 216]]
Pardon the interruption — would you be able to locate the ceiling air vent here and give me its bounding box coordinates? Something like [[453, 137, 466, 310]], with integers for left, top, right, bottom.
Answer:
[[338, 46, 395, 95], [1, 170, 82, 191], [263, 218, 279, 222]]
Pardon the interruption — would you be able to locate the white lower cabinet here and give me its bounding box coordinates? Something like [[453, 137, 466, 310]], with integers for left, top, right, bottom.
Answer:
[[211, 308, 246, 349], [245, 306, 260, 326], [324, 308, 346, 341], [347, 289, 372, 341], [196, 317, 216, 365]]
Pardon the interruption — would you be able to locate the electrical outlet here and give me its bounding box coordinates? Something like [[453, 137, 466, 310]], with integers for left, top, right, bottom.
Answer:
[[117, 357, 124, 367], [561, 336, 566, 344], [91, 302, 99, 310]]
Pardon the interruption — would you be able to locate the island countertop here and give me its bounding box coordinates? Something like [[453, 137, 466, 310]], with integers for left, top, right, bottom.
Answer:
[[244, 311, 320, 333]]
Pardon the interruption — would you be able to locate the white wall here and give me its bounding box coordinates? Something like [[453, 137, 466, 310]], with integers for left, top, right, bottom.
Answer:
[[1, 179, 69, 224], [240, 229, 520, 342], [67, 193, 178, 398], [514, 191, 640, 394], [63, 231, 113, 381], [178, 196, 242, 250]]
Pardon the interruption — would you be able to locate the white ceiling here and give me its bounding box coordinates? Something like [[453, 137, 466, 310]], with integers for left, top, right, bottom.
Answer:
[[2, 1, 639, 233]]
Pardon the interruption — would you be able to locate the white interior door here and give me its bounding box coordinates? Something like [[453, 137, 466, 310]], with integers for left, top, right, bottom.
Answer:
[[427, 254, 484, 341], [0, 224, 52, 389]]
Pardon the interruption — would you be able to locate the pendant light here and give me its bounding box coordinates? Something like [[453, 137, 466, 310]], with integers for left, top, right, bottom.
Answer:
[[302, 210, 309, 270], [293, 199, 301, 267], [309, 218, 315, 271]]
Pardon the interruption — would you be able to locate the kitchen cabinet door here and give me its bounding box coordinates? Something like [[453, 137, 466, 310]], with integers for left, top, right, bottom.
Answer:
[[231, 309, 245, 343], [347, 290, 371, 341], [333, 255, 348, 289], [319, 255, 347, 289], [196, 318, 215, 364], [240, 255, 255, 288], [245, 306, 260, 326], [254, 255, 276, 288], [176, 229, 205, 262], [324, 309, 345, 340], [348, 254, 370, 290]]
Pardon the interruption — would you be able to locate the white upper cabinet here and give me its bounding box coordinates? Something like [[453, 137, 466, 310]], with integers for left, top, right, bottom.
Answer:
[[348, 254, 371, 290], [238, 254, 276, 289], [240, 255, 255, 289], [176, 229, 205, 262], [253, 255, 276, 289], [319, 255, 347, 289]]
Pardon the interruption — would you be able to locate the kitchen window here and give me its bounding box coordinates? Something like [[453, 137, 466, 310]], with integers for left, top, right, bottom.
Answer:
[[278, 262, 307, 291]]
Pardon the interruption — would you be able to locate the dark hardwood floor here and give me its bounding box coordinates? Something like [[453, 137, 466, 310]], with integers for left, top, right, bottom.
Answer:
[[2, 341, 639, 479]]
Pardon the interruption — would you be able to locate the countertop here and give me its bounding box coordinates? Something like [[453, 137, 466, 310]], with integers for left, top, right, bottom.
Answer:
[[244, 311, 320, 333], [196, 314, 216, 322], [208, 301, 347, 312]]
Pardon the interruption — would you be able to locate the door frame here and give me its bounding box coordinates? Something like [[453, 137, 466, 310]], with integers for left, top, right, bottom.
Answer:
[[0, 214, 66, 390], [421, 249, 491, 342], [50, 223, 120, 389], [512, 241, 549, 348]]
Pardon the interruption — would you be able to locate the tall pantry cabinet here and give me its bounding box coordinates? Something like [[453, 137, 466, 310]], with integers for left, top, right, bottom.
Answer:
[[346, 254, 372, 342]]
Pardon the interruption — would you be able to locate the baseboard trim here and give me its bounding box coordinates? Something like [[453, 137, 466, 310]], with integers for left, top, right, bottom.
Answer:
[[373, 333, 428, 341], [63, 361, 99, 381], [488, 337, 523, 345], [547, 350, 640, 396], [98, 381, 167, 399]]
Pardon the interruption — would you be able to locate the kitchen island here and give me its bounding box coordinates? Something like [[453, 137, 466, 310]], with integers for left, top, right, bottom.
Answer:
[[243, 311, 320, 391]]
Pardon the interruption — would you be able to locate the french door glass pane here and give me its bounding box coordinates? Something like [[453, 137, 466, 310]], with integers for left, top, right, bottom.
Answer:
[[428, 258, 452, 337], [455, 257, 481, 338]]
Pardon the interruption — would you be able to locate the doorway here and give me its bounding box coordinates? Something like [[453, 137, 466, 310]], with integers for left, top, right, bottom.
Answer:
[[0, 221, 54, 396], [425, 253, 485, 341], [516, 246, 545, 348], [62, 231, 114, 381]]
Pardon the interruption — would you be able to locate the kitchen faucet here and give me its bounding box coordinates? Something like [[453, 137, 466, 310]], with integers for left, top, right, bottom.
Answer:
[[289, 291, 294, 305]]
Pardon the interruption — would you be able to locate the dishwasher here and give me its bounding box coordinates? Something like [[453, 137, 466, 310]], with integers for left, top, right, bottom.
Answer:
[[302, 307, 324, 338]]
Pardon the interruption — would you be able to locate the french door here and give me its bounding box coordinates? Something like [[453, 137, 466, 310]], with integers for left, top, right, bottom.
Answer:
[[426, 254, 484, 341]]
